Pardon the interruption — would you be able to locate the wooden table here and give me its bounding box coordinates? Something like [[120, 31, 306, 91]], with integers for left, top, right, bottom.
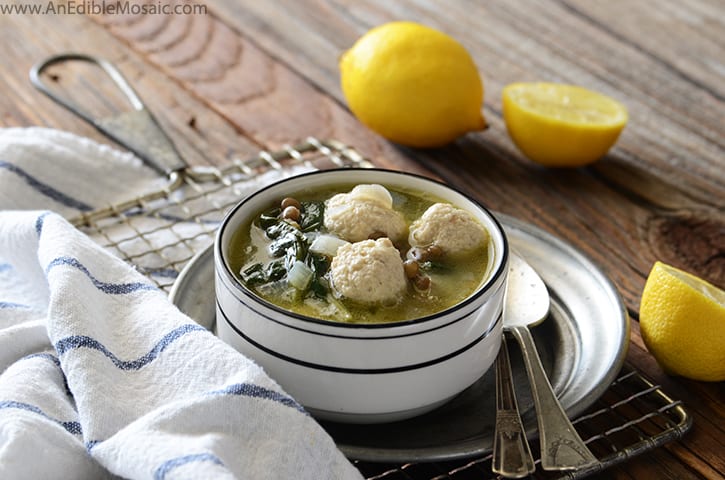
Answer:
[[1, 1, 723, 478]]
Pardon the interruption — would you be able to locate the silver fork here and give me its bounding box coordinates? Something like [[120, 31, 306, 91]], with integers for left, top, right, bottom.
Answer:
[[492, 338, 535, 477]]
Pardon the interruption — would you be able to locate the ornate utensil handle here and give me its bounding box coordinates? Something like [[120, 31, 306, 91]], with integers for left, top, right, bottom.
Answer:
[[509, 325, 599, 471], [493, 339, 536, 477]]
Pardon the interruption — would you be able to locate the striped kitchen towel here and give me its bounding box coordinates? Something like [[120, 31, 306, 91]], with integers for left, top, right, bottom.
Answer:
[[0, 128, 362, 480]]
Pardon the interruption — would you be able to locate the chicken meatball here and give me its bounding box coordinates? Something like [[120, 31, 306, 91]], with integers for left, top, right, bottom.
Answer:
[[324, 184, 407, 243], [409, 203, 488, 256], [330, 238, 407, 305]]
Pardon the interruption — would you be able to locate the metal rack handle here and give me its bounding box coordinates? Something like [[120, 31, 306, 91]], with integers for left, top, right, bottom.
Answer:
[[30, 53, 187, 177]]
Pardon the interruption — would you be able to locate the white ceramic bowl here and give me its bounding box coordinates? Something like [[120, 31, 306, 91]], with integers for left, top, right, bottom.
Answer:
[[214, 169, 509, 423]]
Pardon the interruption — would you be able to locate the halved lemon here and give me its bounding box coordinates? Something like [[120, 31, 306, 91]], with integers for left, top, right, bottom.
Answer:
[[502, 82, 628, 167], [639, 261, 725, 382]]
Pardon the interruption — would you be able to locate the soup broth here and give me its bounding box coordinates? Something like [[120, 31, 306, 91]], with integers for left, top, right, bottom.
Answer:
[[228, 184, 493, 323]]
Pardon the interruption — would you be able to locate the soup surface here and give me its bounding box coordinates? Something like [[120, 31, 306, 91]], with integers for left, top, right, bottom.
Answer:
[[228, 184, 493, 323]]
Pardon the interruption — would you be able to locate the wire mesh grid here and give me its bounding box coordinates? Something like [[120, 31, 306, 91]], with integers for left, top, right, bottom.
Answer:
[[354, 366, 691, 479], [70, 137, 372, 292], [68, 137, 691, 480]]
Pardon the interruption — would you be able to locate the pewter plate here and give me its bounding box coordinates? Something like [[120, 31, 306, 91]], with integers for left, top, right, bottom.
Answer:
[[169, 214, 629, 463]]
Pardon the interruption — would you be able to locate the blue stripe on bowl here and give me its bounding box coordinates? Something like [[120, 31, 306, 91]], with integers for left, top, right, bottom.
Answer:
[[216, 270, 499, 340], [217, 300, 501, 375]]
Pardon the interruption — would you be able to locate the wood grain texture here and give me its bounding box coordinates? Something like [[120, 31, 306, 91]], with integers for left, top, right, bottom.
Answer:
[[205, 0, 724, 297], [87, 2, 428, 175], [0, 1, 723, 479], [0, 4, 259, 168]]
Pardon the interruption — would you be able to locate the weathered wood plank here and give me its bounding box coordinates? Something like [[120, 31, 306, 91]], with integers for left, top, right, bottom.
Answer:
[[626, 326, 725, 479], [203, 0, 724, 295], [87, 6, 428, 176], [0, 2, 722, 479], [0, 5, 259, 169], [206, 0, 724, 202], [563, 0, 725, 99]]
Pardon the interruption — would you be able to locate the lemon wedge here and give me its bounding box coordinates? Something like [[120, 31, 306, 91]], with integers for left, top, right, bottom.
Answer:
[[639, 261, 725, 382], [339, 21, 486, 148], [502, 82, 628, 167]]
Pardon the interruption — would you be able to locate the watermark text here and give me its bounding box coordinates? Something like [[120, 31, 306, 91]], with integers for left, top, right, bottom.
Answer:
[[0, 1, 208, 15]]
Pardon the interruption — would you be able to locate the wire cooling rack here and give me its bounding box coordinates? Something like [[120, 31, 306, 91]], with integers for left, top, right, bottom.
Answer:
[[69, 137, 692, 480], [69, 137, 372, 292]]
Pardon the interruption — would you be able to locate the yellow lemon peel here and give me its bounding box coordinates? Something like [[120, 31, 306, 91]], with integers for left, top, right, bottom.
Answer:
[[340, 21, 485, 148], [639, 261, 725, 382], [502, 82, 628, 167]]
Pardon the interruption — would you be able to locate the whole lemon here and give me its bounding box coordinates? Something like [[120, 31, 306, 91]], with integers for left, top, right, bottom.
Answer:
[[639, 261, 725, 382], [502, 82, 628, 167], [339, 21, 486, 148]]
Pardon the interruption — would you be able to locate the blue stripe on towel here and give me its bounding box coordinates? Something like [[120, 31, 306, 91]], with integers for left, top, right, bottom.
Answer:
[[154, 453, 225, 480], [0, 400, 81, 435], [19, 353, 73, 397], [0, 301, 30, 309], [35, 210, 52, 235], [45, 256, 157, 294], [207, 383, 307, 414], [55, 324, 206, 370], [22, 352, 61, 367], [85, 440, 101, 452], [0, 160, 93, 211], [0, 262, 12, 273]]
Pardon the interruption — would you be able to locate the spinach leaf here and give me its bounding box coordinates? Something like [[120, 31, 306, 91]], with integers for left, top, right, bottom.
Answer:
[[241, 263, 266, 286], [306, 252, 330, 298], [265, 221, 295, 240], [259, 207, 281, 229], [299, 201, 324, 232], [269, 231, 300, 257], [420, 260, 449, 271], [266, 259, 287, 282], [240, 199, 330, 300], [240, 259, 287, 286]]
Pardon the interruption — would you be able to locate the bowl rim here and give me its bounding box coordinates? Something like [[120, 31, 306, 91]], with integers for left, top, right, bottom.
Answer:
[[215, 168, 509, 330]]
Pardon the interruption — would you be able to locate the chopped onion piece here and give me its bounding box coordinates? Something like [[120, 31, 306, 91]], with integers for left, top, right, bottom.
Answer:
[[325, 294, 352, 322], [288, 260, 313, 290], [349, 184, 393, 209], [309, 234, 349, 257]]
